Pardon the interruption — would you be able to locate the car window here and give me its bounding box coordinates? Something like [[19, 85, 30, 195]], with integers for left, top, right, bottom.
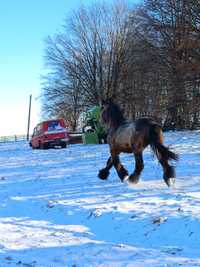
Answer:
[[37, 124, 43, 134], [47, 121, 63, 131], [33, 127, 37, 136], [32, 124, 42, 136]]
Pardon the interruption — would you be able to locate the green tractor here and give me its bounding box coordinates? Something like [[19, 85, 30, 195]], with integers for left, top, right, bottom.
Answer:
[[82, 106, 107, 144]]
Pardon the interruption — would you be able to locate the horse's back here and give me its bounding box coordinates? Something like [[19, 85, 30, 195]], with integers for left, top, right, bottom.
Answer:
[[109, 118, 162, 153], [135, 117, 161, 131]]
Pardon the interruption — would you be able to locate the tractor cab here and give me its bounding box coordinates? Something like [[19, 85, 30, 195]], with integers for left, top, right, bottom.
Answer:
[[82, 106, 107, 144]]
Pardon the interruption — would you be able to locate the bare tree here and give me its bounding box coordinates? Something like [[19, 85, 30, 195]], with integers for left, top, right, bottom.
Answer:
[[135, 0, 200, 128], [41, 1, 131, 130], [41, 0, 200, 130]]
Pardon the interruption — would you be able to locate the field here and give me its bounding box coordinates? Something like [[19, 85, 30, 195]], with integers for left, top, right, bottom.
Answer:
[[0, 131, 200, 267]]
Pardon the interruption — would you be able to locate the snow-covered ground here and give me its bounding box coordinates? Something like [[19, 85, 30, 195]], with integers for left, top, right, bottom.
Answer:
[[0, 131, 200, 267]]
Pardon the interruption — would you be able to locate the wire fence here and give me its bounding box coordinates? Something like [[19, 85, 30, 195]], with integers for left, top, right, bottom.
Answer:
[[0, 135, 27, 143], [0, 133, 83, 144]]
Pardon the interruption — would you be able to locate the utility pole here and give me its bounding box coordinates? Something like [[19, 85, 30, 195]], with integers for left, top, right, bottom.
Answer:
[[27, 94, 32, 141]]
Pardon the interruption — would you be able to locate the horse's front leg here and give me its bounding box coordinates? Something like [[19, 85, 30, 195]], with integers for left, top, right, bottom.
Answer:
[[129, 152, 144, 184], [98, 156, 113, 180], [113, 154, 129, 182]]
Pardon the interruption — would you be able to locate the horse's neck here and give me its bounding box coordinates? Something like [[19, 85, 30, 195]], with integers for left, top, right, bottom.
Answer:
[[108, 121, 120, 132]]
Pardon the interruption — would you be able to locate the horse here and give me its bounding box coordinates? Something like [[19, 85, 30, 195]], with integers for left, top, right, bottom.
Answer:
[[98, 100, 178, 187]]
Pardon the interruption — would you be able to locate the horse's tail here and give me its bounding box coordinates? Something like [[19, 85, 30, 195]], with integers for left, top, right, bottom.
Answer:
[[149, 124, 178, 161]]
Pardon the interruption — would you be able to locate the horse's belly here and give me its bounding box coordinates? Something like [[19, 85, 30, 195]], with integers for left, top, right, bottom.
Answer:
[[113, 124, 136, 150], [115, 133, 132, 146]]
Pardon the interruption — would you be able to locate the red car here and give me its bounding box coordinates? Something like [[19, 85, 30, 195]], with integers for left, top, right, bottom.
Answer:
[[29, 119, 69, 149]]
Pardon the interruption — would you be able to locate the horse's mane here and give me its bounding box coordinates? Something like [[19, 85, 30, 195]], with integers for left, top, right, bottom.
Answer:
[[107, 101, 126, 128]]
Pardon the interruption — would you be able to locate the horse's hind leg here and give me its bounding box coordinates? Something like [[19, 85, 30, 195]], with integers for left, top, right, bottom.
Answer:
[[129, 152, 144, 184], [98, 157, 113, 180], [113, 154, 129, 182], [159, 158, 176, 187]]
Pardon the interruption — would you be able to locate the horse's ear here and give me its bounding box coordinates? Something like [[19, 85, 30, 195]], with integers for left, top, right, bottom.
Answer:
[[101, 98, 113, 107], [106, 98, 114, 104], [101, 99, 111, 105], [100, 100, 106, 109]]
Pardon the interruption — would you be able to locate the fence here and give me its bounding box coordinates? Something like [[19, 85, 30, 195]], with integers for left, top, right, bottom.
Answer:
[[0, 133, 83, 144], [0, 135, 27, 143]]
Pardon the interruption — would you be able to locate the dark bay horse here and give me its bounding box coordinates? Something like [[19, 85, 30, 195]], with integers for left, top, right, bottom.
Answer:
[[98, 100, 178, 187]]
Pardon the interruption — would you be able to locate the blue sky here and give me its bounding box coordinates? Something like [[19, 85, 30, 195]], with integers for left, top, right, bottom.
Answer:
[[0, 0, 92, 135], [0, 0, 139, 136]]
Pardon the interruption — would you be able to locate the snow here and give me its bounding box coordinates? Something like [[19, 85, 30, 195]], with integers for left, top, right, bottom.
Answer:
[[0, 131, 200, 267]]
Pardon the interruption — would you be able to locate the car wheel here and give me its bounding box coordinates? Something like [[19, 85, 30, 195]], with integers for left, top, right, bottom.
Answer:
[[61, 143, 67, 149], [37, 141, 41, 149], [40, 142, 49, 149], [44, 143, 49, 149]]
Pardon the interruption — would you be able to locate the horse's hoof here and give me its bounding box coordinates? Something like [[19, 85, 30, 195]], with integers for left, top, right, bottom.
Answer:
[[122, 175, 129, 182], [98, 169, 109, 180], [128, 174, 140, 184], [164, 177, 175, 187]]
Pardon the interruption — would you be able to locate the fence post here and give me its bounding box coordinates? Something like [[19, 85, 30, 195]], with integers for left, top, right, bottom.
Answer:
[[27, 94, 32, 141]]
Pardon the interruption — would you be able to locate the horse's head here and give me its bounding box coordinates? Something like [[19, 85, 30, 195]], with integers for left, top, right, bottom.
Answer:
[[100, 99, 110, 125], [100, 99, 125, 129]]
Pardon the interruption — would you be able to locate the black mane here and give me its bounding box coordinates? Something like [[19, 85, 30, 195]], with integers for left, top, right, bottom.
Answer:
[[108, 101, 126, 127]]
